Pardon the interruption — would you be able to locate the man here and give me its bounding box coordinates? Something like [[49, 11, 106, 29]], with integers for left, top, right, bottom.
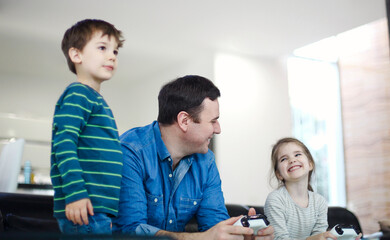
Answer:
[[113, 75, 274, 240]]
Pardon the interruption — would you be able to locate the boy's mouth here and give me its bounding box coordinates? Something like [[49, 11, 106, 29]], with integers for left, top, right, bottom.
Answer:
[[104, 65, 114, 71]]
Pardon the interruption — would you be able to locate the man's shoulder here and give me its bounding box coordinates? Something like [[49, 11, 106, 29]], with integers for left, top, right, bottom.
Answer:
[[120, 122, 155, 147]]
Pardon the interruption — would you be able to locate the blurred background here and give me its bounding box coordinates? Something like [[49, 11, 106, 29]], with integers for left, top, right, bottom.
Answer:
[[0, 0, 388, 234]]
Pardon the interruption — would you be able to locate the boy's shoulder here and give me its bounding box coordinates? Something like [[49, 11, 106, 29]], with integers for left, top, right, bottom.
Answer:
[[58, 82, 97, 100], [63, 82, 93, 94]]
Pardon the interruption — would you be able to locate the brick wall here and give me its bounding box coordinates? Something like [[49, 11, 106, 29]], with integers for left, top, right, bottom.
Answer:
[[338, 18, 390, 234]]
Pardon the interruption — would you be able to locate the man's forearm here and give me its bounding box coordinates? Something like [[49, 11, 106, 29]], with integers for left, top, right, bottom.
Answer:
[[155, 229, 205, 240]]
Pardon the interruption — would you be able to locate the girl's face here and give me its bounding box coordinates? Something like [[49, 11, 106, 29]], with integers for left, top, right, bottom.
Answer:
[[275, 142, 313, 184]]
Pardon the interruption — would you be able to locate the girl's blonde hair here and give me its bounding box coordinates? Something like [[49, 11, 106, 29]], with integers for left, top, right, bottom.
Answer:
[[270, 137, 315, 191]]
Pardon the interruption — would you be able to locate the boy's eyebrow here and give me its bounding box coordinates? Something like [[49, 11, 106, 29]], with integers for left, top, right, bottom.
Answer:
[[96, 41, 108, 45], [95, 41, 119, 49]]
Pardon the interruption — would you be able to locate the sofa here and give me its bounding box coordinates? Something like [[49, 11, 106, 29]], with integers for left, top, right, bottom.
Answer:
[[0, 192, 363, 234]]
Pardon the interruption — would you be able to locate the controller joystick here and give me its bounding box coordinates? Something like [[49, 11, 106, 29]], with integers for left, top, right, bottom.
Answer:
[[233, 213, 270, 235]]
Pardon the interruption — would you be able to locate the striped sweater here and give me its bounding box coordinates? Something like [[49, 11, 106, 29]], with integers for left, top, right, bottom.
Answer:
[[264, 186, 328, 240], [50, 82, 123, 218]]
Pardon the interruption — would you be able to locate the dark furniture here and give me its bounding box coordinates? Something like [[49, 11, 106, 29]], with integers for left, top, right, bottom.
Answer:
[[0, 192, 59, 232], [0, 192, 363, 235], [327, 206, 363, 234]]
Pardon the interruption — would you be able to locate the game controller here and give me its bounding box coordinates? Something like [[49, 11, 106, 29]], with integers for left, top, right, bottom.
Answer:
[[328, 224, 360, 240], [233, 213, 270, 235]]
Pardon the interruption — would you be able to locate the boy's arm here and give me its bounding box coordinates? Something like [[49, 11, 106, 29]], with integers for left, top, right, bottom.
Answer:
[[52, 85, 93, 210], [65, 198, 94, 225]]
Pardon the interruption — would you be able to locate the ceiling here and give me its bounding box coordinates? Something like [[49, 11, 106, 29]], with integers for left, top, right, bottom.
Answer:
[[0, 0, 386, 82]]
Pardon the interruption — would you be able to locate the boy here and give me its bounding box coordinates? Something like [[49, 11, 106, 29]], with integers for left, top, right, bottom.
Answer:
[[50, 19, 124, 234]]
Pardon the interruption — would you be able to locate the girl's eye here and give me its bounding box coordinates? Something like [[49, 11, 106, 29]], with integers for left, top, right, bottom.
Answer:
[[98, 46, 106, 51], [113, 50, 119, 56], [280, 157, 287, 162], [295, 153, 302, 157]]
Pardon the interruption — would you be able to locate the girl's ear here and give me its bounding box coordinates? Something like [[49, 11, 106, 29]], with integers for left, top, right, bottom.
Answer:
[[69, 47, 82, 64], [276, 171, 283, 181], [309, 161, 314, 171]]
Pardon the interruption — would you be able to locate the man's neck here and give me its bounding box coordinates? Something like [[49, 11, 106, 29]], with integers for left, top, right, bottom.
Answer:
[[159, 123, 187, 169]]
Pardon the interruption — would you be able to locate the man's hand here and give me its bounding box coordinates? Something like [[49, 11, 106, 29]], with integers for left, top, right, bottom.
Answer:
[[205, 216, 254, 239], [65, 198, 94, 225], [156, 216, 253, 240], [245, 207, 275, 240]]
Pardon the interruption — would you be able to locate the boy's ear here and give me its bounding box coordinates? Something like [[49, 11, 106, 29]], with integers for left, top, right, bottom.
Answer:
[[177, 111, 191, 132], [68, 47, 82, 64]]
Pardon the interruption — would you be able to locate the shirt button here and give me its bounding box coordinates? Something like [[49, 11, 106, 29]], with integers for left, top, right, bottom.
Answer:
[[154, 198, 158, 203], [193, 201, 197, 205], [169, 174, 172, 178], [169, 219, 173, 224]]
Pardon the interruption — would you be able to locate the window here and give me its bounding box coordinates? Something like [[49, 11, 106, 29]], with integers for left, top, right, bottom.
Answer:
[[287, 37, 346, 206]]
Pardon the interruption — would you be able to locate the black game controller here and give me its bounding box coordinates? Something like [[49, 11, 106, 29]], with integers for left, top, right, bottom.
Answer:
[[328, 224, 361, 240], [233, 213, 270, 235]]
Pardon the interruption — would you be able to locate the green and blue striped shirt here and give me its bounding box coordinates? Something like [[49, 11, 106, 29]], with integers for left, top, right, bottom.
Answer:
[[50, 82, 123, 218]]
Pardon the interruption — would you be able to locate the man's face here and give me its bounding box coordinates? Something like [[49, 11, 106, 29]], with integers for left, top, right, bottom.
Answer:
[[186, 98, 221, 154], [77, 31, 119, 82]]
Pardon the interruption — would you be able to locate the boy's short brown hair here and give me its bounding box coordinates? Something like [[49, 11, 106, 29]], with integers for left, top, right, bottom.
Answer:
[[61, 19, 124, 74]]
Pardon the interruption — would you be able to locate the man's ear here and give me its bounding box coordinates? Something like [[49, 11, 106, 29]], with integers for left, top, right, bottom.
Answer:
[[177, 111, 191, 132], [68, 47, 82, 64]]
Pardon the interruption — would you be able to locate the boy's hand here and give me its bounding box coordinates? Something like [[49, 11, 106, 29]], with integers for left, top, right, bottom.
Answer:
[[65, 198, 94, 225]]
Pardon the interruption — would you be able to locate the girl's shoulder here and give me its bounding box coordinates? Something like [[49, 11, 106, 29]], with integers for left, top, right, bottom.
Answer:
[[266, 186, 289, 202], [309, 190, 328, 206]]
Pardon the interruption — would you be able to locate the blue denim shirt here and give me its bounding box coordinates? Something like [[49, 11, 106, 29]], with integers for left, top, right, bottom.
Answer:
[[112, 121, 229, 235]]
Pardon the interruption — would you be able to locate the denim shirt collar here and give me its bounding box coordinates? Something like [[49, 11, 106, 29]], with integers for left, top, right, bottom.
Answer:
[[152, 121, 194, 165], [153, 121, 173, 162]]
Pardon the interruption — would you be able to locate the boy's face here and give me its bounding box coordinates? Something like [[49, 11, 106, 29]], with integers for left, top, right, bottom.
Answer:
[[75, 31, 119, 82]]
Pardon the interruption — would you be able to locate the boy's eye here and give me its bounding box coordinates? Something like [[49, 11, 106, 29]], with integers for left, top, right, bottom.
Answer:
[[113, 50, 119, 56], [98, 46, 106, 51], [280, 157, 287, 162], [295, 153, 302, 157]]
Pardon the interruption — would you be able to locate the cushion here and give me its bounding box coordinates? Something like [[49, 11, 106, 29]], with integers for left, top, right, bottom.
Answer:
[[5, 213, 60, 232]]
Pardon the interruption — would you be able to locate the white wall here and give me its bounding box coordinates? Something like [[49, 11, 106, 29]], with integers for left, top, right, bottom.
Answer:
[[0, 52, 215, 179], [215, 53, 292, 206], [0, 50, 293, 206]]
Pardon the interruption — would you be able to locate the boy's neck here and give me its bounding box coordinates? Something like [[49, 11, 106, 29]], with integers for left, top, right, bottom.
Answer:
[[78, 78, 102, 93]]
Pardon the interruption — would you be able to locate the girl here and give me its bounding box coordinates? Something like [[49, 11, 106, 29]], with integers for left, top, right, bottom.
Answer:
[[265, 137, 335, 240]]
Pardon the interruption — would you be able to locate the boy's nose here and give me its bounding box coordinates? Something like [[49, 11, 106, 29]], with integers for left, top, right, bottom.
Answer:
[[108, 52, 117, 60]]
